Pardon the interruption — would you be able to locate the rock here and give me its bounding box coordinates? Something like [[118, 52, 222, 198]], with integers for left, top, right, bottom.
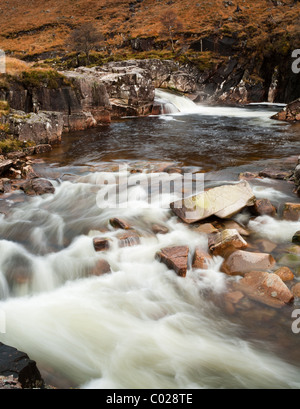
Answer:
[[258, 169, 292, 180], [219, 220, 250, 236], [156, 246, 189, 277], [222, 250, 276, 276], [208, 229, 248, 257], [5, 111, 64, 145], [274, 266, 294, 282], [91, 259, 111, 276], [118, 230, 141, 247], [272, 98, 300, 122], [192, 248, 212, 269], [21, 164, 39, 179], [237, 271, 294, 308], [6, 151, 26, 160], [252, 199, 277, 217], [0, 160, 13, 176], [34, 144, 52, 154], [292, 231, 300, 245], [151, 224, 169, 235], [225, 291, 244, 304], [292, 283, 300, 298], [110, 218, 132, 230], [0, 375, 22, 389], [8, 167, 21, 179], [282, 203, 300, 221], [193, 223, 219, 234], [21, 178, 55, 196], [0, 343, 44, 389], [170, 181, 255, 224], [93, 238, 110, 252], [256, 239, 277, 253], [239, 172, 259, 181]]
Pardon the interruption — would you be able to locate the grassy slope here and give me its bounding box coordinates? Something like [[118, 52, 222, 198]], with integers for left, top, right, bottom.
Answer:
[[0, 0, 299, 56]]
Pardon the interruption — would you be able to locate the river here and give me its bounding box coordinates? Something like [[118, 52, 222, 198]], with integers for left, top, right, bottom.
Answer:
[[0, 90, 300, 389]]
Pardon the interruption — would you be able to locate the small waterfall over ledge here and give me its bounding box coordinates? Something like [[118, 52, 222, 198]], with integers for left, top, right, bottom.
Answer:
[[153, 89, 199, 114]]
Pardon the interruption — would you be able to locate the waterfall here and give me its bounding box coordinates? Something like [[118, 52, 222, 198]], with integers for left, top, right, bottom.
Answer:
[[154, 89, 199, 114]]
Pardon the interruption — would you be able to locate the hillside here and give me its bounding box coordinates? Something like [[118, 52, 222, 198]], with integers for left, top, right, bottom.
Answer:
[[0, 0, 299, 57]]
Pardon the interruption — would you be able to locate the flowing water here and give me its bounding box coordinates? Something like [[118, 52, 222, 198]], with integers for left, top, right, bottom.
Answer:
[[0, 90, 300, 389]]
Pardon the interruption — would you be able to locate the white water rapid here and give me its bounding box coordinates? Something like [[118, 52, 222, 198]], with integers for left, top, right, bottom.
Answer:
[[0, 168, 299, 389]]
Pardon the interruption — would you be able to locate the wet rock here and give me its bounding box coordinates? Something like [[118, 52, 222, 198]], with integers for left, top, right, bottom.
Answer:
[[258, 169, 292, 180], [239, 172, 259, 181], [292, 283, 300, 298], [0, 343, 44, 389], [252, 199, 277, 217], [93, 238, 110, 252], [21, 164, 39, 179], [219, 220, 250, 236], [222, 250, 276, 276], [192, 248, 212, 270], [256, 239, 277, 254], [91, 259, 111, 276], [292, 231, 300, 245], [282, 203, 300, 221], [0, 160, 13, 176], [208, 229, 248, 257], [21, 178, 55, 196], [237, 271, 294, 308], [110, 218, 132, 230], [118, 230, 141, 247], [151, 224, 169, 235], [272, 98, 300, 122], [170, 181, 255, 224], [193, 223, 219, 235], [156, 246, 189, 277], [274, 266, 294, 282]]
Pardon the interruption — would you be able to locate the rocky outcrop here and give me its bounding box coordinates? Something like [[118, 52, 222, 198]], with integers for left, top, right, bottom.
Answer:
[[272, 98, 300, 122], [0, 343, 44, 389], [170, 181, 255, 224]]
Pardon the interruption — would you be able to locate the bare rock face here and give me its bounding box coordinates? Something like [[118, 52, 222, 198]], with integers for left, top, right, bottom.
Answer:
[[237, 271, 294, 308], [171, 181, 255, 224], [0, 343, 44, 389], [272, 98, 300, 122], [156, 246, 189, 277], [222, 250, 276, 276], [4, 111, 64, 144]]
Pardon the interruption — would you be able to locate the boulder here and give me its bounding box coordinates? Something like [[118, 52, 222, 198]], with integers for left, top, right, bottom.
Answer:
[[0, 343, 44, 389], [219, 220, 250, 236], [21, 178, 55, 196], [258, 169, 292, 180], [208, 229, 248, 257], [151, 224, 169, 235], [252, 199, 276, 217], [272, 98, 300, 122], [93, 238, 110, 252], [222, 250, 276, 276], [0, 160, 13, 176], [237, 271, 294, 308], [156, 246, 189, 277], [170, 181, 255, 224], [192, 248, 212, 270], [292, 283, 300, 298], [282, 203, 300, 221], [255, 239, 277, 254], [193, 223, 219, 235], [292, 231, 300, 245], [274, 266, 294, 282], [110, 218, 132, 230]]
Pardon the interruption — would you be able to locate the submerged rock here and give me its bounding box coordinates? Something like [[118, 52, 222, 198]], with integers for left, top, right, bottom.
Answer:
[[156, 246, 189, 277], [237, 271, 294, 308], [170, 180, 255, 224], [274, 266, 294, 282], [222, 250, 276, 276], [292, 283, 300, 298], [0, 343, 44, 389], [283, 203, 300, 221], [252, 199, 277, 217], [91, 259, 111, 276]]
